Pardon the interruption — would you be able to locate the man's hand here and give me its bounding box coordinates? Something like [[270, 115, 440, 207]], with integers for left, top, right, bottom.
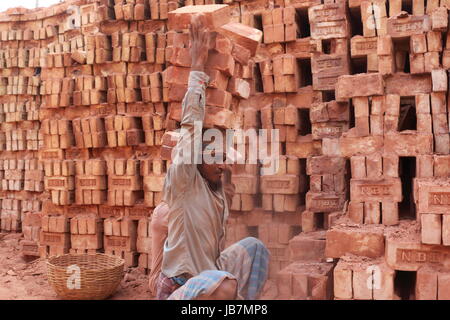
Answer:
[[189, 14, 210, 72]]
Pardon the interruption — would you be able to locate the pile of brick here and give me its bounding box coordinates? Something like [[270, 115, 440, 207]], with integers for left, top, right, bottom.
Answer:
[[0, 0, 448, 300]]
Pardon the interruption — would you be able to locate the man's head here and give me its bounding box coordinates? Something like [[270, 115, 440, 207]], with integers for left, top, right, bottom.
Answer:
[[197, 149, 226, 191]]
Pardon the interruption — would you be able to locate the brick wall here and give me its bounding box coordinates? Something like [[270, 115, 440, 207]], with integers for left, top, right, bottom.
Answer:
[[0, 0, 448, 300]]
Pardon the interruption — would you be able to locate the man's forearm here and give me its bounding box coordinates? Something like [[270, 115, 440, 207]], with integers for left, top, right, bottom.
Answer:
[[171, 71, 209, 166], [180, 71, 209, 127]]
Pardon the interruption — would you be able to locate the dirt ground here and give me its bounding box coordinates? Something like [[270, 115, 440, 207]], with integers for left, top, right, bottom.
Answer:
[[0, 232, 277, 300]]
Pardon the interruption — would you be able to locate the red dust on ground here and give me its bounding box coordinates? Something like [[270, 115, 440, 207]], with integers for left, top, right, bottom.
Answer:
[[0, 232, 277, 300]]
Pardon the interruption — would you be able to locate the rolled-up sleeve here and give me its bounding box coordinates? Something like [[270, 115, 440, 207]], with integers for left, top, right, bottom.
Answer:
[[180, 71, 209, 127]]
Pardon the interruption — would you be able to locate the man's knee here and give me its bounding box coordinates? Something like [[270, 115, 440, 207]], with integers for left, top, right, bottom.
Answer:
[[211, 279, 238, 300], [242, 237, 267, 250], [197, 279, 237, 300]]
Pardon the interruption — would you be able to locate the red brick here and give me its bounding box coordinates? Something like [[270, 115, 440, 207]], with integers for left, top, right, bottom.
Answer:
[[333, 260, 353, 299], [416, 266, 438, 300], [352, 266, 372, 299], [372, 261, 396, 300], [348, 201, 363, 224], [206, 88, 232, 108], [260, 175, 299, 194], [219, 22, 262, 56], [350, 178, 402, 202], [351, 36, 377, 57], [385, 228, 450, 271], [384, 133, 433, 156], [385, 73, 431, 96], [387, 15, 430, 39], [205, 51, 235, 76], [307, 156, 347, 175], [286, 135, 322, 158], [336, 73, 384, 101], [432, 69, 447, 92], [381, 201, 398, 226], [325, 226, 385, 259], [410, 34, 427, 54], [168, 5, 230, 31], [431, 6, 448, 31], [421, 214, 442, 245], [377, 35, 393, 55], [438, 272, 450, 300], [288, 231, 326, 262], [203, 106, 234, 129], [306, 192, 346, 213]]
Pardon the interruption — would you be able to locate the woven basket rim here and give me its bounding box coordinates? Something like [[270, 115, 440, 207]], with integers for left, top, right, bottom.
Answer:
[[47, 253, 125, 272]]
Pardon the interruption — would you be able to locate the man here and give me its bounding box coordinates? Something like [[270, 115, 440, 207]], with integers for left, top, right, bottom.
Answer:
[[154, 15, 269, 300]]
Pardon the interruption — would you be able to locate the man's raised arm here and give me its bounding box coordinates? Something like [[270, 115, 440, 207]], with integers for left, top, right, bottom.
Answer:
[[167, 16, 210, 182]]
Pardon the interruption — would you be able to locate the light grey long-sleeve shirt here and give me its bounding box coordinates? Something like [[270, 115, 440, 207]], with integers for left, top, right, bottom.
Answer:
[[161, 71, 229, 278]]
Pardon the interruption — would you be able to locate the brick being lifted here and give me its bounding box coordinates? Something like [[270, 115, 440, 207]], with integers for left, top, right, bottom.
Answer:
[[0, 0, 447, 301]]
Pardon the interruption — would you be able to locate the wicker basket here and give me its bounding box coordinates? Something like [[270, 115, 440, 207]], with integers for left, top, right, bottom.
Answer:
[[47, 253, 124, 300]]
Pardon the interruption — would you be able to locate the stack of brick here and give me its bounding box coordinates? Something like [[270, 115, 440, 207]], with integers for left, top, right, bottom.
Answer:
[[41, 119, 74, 149], [43, 160, 75, 205], [21, 206, 42, 257], [136, 216, 152, 272], [73, 76, 107, 106], [0, 198, 21, 232], [334, 255, 396, 300], [46, 34, 87, 67], [262, 7, 298, 44], [2, 159, 24, 191], [230, 163, 259, 212], [108, 74, 140, 104], [106, 159, 142, 206], [141, 158, 166, 207], [261, 96, 302, 143], [72, 117, 107, 148], [104, 217, 138, 267], [140, 72, 163, 104], [303, 156, 348, 232], [70, 214, 103, 254], [112, 32, 146, 63], [166, 5, 261, 130], [112, 0, 151, 21], [309, 2, 350, 92], [3, 122, 29, 151], [326, 0, 450, 298], [384, 222, 450, 300], [141, 106, 166, 146], [39, 214, 70, 257], [260, 155, 304, 213], [75, 159, 107, 205], [0, 76, 40, 96], [348, 153, 401, 225], [277, 230, 333, 299], [414, 155, 450, 245], [3, 97, 34, 123], [41, 77, 74, 108], [0, 0, 448, 300], [86, 33, 112, 64], [0, 5, 45, 246], [105, 115, 144, 147], [145, 32, 166, 65], [24, 159, 44, 192], [228, 102, 259, 212]]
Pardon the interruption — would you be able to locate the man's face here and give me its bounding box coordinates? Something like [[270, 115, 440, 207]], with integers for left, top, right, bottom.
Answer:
[[198, 162, 225, 189]]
